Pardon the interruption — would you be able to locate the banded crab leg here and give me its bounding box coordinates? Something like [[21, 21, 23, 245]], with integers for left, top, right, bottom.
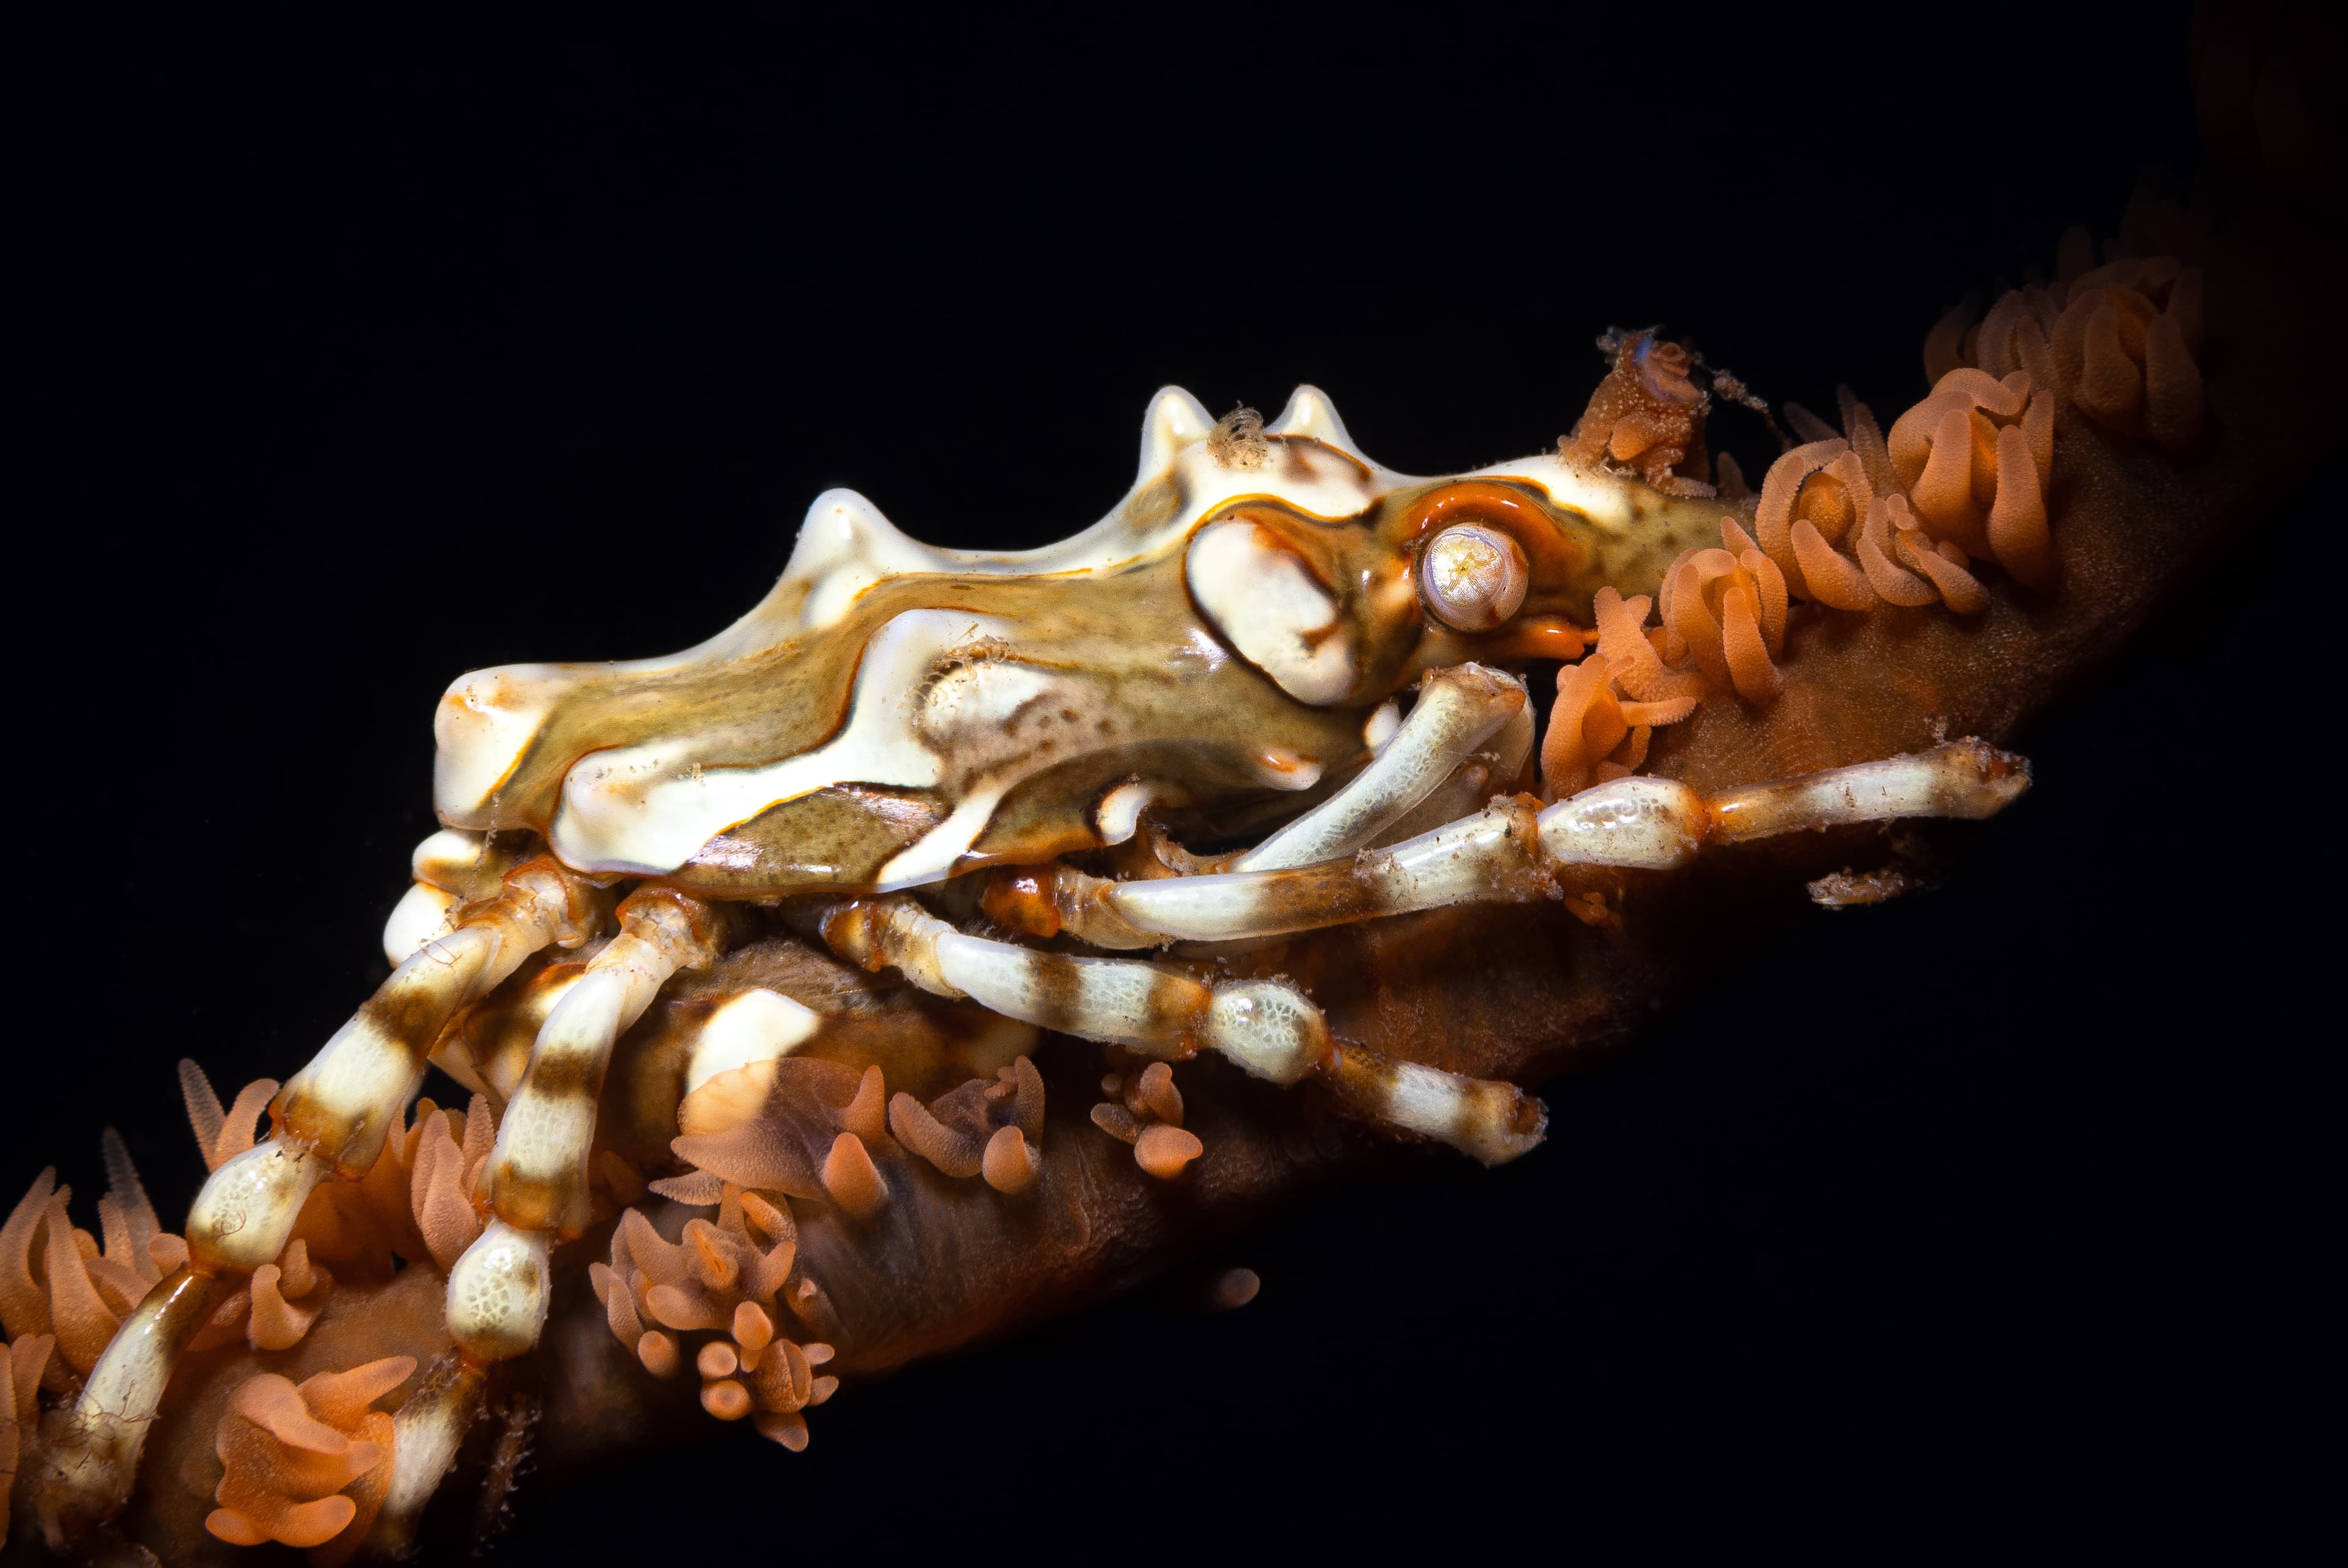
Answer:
[[1011, 740, 2030, 949], [446, 888, 722, 1350], [823, 742, 2028, 1172], [821, 898, 1546, 1166], [359, 889, 723, 1548], [31, 856, 605, 1545]]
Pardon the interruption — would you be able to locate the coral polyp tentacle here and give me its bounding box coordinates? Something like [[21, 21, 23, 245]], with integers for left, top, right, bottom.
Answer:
[[205, 1356, 412, 1558]]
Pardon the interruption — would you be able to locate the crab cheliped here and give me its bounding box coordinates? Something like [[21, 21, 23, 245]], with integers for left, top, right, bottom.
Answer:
[[4, 150, 2333, 1561]]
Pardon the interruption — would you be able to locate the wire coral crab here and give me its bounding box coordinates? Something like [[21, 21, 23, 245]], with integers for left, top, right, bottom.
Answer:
[[10, 12, 2342, 1557], [24, 348, 2056, 1537]]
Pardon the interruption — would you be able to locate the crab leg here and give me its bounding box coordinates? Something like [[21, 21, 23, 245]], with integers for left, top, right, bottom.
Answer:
[[821, 897, 1544, 1166], [183, 858, 607, 1262], [1028, 740, 2029, 948], [31, 856, 604, 1544], [371, 889, 722, 1539], [366, 1352, 487, 1558], [445, 888, 720, 1364], [1231, 663, 1527, 872], [25, 1268, 220, 1548]]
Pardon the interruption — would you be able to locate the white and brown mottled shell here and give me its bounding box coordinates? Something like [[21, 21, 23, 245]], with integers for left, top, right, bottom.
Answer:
[[431, 386, 1719, 897]]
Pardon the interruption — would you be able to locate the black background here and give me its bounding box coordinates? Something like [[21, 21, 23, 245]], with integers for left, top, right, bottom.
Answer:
[[16, 5, 2329, 1557]]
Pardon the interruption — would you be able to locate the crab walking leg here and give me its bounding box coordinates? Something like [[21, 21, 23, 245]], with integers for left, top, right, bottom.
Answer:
[[446, 888, 720, 1365], [26, 858, 604, 1545], [364, 1352, 487, 1558], [180, 858, 608, 1268], [1698, 740, 2030, 839], [27, 1269, 221, 1548], [822, 897, 1544, 1166], [1231, 663, 1526, 872], [1037, 740, 2031, 948]]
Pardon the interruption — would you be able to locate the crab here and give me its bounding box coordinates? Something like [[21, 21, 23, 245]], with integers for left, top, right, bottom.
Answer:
[[30, 375, 2034, 1548]]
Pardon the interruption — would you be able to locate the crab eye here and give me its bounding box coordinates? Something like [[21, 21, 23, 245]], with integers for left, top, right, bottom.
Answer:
[[1418, 523, 1528, 631]]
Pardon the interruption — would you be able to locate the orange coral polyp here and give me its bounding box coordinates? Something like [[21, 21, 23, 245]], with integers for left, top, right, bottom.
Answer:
[[1540, 656, 1634, 799], [1908, 406, 1995, 553], [1888, 367, 2030, 480], [40, 1194, 121, 1377], [1986, 423, 2056, 587], [2037, 254, 2205, 449], [1134, 1124, 1205, 1180], [588, 1182, 842, 1447], [206, 1355, 412, 1558], [1755, 437, 1855, 583], [1856, 498, 1940, 608], [1592, 586, 1705, 707], [1661, 551, 1734, 683], [182, 1059, 280, 1175], [248, 1243, 333, 1352], [821, 1133, 889, 1218], [1539, 584, 1711, 800], [1787, 521, 1877, 612], [701, 1378, 753, 1421], [4, 1138, 192, 1386], [733, 1300, 775, 1362], [637, 1329, 680, 1377], [981, 1125, 1038, 1194], [888, 1092, 986, 1178], [1716, 575, 1781, 704], [887, 1056, 1047, 1188], [1793, 466, 1858, 541], [1652, 521, 1791, 707]]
